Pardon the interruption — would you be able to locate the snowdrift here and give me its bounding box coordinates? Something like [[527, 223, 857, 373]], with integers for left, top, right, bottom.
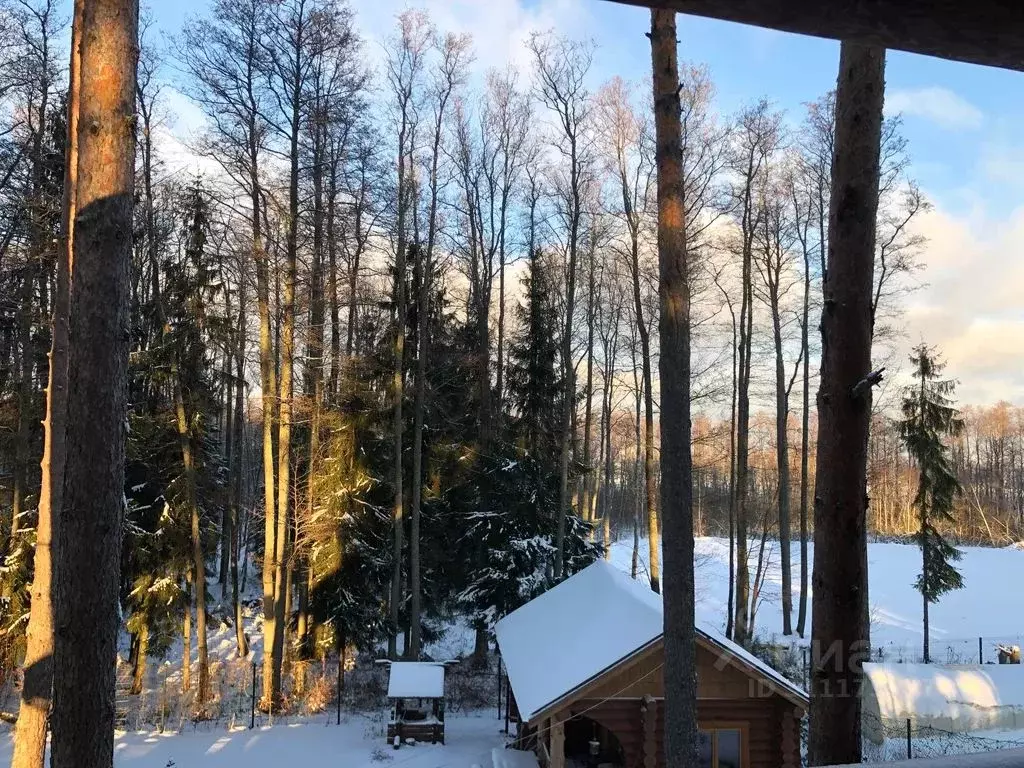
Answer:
[[863, 662, 1024, 744]]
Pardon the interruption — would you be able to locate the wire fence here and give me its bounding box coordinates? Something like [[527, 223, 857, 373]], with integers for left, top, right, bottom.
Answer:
[[863, 714, 1024, 762], [867, 636, 1024, 666], [1, 654, 504, 735]]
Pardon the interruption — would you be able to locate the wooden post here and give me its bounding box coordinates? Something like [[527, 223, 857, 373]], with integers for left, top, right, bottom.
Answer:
[[641, 695, 657, 768], [906, 718, 912, 759], [979, 637, 984, 664], [550, 718, 565, 768], [781, 708, 799, 768]]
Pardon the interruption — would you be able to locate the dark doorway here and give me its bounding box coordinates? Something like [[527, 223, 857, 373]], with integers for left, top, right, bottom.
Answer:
[[564, 715, 625, 768]]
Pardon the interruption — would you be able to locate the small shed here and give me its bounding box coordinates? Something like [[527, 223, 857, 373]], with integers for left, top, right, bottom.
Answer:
[[862, 662, 1024, 744], [385, 661, 447, 747], [495, 560, 808, 768]]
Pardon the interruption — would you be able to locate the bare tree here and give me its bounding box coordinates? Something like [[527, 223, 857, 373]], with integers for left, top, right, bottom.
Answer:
[[728, 99, 782, 641], [595, 76, 661, 591], [384, 9, 430, 659], [408, 29, 470, 659], [528, 30, 594, 578]]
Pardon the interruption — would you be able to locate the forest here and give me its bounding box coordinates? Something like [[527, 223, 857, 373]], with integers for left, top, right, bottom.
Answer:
[[0, 0, 1021, 759]]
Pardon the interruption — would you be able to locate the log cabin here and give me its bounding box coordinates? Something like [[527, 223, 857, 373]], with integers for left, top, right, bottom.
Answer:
[[495, 561, 808, 768]]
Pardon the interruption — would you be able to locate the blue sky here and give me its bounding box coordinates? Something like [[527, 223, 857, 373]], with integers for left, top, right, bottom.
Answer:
[[62, 0, 1024, 403]]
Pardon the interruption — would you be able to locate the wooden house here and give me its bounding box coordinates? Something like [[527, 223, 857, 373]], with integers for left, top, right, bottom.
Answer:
[[385, 662, 446, 747], [495, 561, 808, 768]]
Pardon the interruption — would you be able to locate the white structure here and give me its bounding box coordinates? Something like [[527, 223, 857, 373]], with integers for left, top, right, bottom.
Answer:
[[387, 662, 445, 698], [862, 662, 1024, 744]]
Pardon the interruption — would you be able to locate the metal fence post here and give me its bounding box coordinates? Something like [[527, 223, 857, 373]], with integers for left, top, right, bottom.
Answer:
[[979, 637, 984, 664], [250, 662, 256, 729], [906, 718, 912, 760]]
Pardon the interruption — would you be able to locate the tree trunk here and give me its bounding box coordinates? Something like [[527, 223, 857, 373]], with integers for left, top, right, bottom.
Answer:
[[773, 303, 793, 635], [176, 382, 209, 705], [807, 42, 885, 767], [130, 622, 148, 696], [581, 237, 597, 528], [389, 127, 410, 661], [12, 11, 80, 759], [734, 192, 754, 642], [50, 2, 137, 766], [797, 216, 812, 639], [651, 10, 699, 768], [232, 269, 249, 659], [183, 577, 192, 694], [270, 48, 302, 703]]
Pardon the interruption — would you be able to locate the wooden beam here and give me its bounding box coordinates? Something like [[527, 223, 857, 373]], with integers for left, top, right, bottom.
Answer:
[[603, 0, 1024, 71]]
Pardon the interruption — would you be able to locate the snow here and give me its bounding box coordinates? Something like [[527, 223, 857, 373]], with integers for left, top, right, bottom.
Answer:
[[495, 559, 664, 723], [863, 663, 1024, 740], [491, 746, 540, 768], [0, 713, 508, 768], [494, 559, 806, 724], [387, 662, 446, 699], [610, 537, 1024, 660]]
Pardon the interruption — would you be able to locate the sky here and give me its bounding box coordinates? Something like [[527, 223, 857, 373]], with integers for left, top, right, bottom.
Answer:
[[68, 0, 1024, 406]]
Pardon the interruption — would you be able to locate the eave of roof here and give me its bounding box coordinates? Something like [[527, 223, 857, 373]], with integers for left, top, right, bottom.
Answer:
[[520, 629, 808, 725]]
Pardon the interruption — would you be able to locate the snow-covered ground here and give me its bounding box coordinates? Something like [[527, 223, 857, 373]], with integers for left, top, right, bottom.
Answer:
[[0, 712, 511, 768], [609, 537, 1024, 662]]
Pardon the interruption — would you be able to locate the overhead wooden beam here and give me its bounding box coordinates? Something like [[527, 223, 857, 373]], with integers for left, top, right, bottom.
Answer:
[[604, 0, 1024, 71]]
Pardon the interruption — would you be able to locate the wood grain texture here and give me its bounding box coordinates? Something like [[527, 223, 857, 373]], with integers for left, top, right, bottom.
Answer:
[[604, 0, 1024, 71]]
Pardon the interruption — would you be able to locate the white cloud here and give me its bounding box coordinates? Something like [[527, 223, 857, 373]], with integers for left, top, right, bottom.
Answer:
[[899, 204, 1024, 405], [356, 0, 593, 76], [885, 86, 984, 130]]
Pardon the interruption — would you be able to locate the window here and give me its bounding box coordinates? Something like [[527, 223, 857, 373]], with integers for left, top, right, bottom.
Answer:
[[698, 727, 745, 768]]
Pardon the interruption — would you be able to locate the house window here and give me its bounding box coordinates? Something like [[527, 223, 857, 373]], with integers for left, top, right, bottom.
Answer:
[[698, 727, 744, 768]]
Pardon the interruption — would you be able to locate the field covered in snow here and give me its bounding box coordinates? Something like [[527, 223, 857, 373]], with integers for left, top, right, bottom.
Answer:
[[0, 713, 512, 768], [609, 536, 1024, 662]]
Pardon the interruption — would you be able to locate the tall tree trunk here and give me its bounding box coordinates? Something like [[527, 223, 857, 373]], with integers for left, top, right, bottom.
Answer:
[[773, 303, 793, 635], [12, 4, 81, 763], [651, 10, 698, 768], [50, 2, 137, 766], [389, 128, 410, 661], [271, 65, 301, 702], [183, 576, 192, 694], [629, 232, 660, 593], [581, 237, 597, 527], [797, 223, 812, 639], [734, 212, 754, 642], [176, 382, 209, 705], [254, 133, 278, 711], [232, 272, 248, 658], [808, 42, 885, 767], [726, 298, 737, 640]]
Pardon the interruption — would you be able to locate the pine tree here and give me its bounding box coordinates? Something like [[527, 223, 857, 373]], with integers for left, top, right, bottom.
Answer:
[[898, 343, 965, 663], [506, 248, 562, 465]]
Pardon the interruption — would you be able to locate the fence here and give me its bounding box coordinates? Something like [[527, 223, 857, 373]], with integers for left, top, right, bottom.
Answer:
[[863, 714, 1024, 763], [0, 654, 504, 734]]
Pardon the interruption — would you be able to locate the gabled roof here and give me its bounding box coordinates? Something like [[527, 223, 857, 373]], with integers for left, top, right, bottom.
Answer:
[[494, 560, 807, 722], [387, 662, 446, 698]]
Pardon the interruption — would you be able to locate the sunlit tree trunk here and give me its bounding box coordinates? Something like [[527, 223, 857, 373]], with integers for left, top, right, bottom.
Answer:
[[11, 4, 81, 764], [50, 2, 137, 765], [651, 10, 698, 768]]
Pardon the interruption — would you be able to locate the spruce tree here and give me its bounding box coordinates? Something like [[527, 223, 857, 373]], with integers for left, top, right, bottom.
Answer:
[[506, 248, 563, 466], [897, 343, 965, 663]]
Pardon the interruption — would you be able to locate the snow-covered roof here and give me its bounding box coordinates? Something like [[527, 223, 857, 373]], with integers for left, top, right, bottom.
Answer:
[[864, 662, 1024, 727], [387, 662, 446, 699], [494, 559, 807, 723]]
